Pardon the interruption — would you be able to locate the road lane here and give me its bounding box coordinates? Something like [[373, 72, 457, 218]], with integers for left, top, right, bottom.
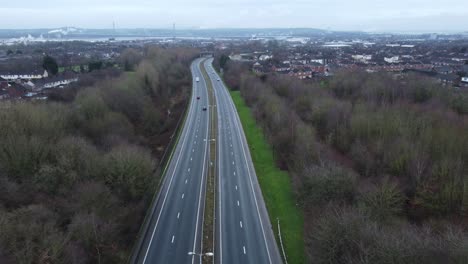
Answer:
[[132, 59, 210, 264], [203, 59, 283, 264]]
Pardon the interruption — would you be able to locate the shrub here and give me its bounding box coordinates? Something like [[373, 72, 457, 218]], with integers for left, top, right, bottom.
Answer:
[[415, 157, 466, 216], [103, 144, 156, 200], [450, 92, 468, 114], [0, 205, 68, 264], [300, 164, 357, 206], [81, 112, 134, 145], [54, 136, 102, 180], [0, 135, 53, 180], [359, 178, 405, 222], [69, 182, 120, 218], [308, 207, 468, 264], [68, 212, 123, 263], [0, 175, 25, 208], [119, 48, 142, 71], [0, 103, 69, 179], [0, 102, 68, 140], [73, 88, 109, 122], [141, 104, 165, 136], [33, 164, 71, 194], [136, 60, 160, 97], [100, 79, 147, 122]]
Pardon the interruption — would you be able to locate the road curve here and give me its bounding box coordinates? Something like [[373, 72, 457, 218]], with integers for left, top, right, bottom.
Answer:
[[203, 59, 283, 264], [132, 58, 210, 264]]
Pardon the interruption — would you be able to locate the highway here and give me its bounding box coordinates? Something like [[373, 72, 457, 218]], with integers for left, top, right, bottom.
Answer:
[[132, 58, 210, 264], [203, 59, 283, 264]]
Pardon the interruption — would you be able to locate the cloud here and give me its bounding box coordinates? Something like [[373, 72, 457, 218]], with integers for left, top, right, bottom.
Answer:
[[0, 0, 467, 32]]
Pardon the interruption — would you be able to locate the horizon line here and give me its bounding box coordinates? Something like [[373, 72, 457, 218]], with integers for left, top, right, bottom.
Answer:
[[0, 27, 466, 35]]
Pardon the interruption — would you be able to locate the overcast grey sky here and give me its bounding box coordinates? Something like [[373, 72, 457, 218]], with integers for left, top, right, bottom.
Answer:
[[1, 0, 467, 32]]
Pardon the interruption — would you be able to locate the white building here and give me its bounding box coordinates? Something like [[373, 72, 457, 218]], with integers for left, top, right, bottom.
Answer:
[[310, 59, 324, 65], [42, 78, 78, 89], [384, 56, 400, 64], [352, 55, 372, 63], [258, 54, 273, 61], [0, 70, 48, 81]]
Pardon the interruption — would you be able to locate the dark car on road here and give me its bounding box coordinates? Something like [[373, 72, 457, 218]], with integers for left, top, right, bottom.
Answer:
[[202, 106, 207, 111]]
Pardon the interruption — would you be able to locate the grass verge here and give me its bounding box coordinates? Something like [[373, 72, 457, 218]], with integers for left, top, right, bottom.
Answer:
[[229, 90, 305, 264]]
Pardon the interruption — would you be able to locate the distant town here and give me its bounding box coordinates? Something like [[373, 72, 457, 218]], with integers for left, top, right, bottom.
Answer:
[[1, 28, 467, 101]]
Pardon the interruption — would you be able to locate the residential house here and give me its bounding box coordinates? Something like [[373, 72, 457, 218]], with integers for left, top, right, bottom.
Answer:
[[272, 63, 291, 72], [229, 53, 255, 61], [7, 83, 27, 98], [437, 73, 459, 85], [288, 68, 312, 79], [41, 77, 79, 90], [310, 59, 324, 65], [352, 55, 372, 64], [384, 56, 400, 63], [434, 65, 453, 75], [0, 77, 8, 89], [258, 54, 273, 61], [0, 70, 48, 81], [461, 77, 468, 87]]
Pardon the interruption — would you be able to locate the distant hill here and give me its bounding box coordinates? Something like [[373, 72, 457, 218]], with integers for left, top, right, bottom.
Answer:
[[0, 27, 352, 39]]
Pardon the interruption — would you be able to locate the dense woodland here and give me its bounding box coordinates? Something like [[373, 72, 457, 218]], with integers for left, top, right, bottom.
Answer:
[[0, 46, 198, 263], [220, 57, 468, 263]]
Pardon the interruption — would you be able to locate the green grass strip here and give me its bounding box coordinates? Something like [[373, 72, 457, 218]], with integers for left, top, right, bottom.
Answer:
[[229, 90, 305, 264]]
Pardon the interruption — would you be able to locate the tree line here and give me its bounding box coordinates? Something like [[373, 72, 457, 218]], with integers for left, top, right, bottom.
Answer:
[[220, 57, 468, 263], [0, 46, 198, 263]]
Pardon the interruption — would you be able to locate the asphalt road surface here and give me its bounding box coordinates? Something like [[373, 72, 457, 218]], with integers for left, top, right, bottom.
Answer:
[[132, 58, 210, 264], [203, 59, 283, 264]]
